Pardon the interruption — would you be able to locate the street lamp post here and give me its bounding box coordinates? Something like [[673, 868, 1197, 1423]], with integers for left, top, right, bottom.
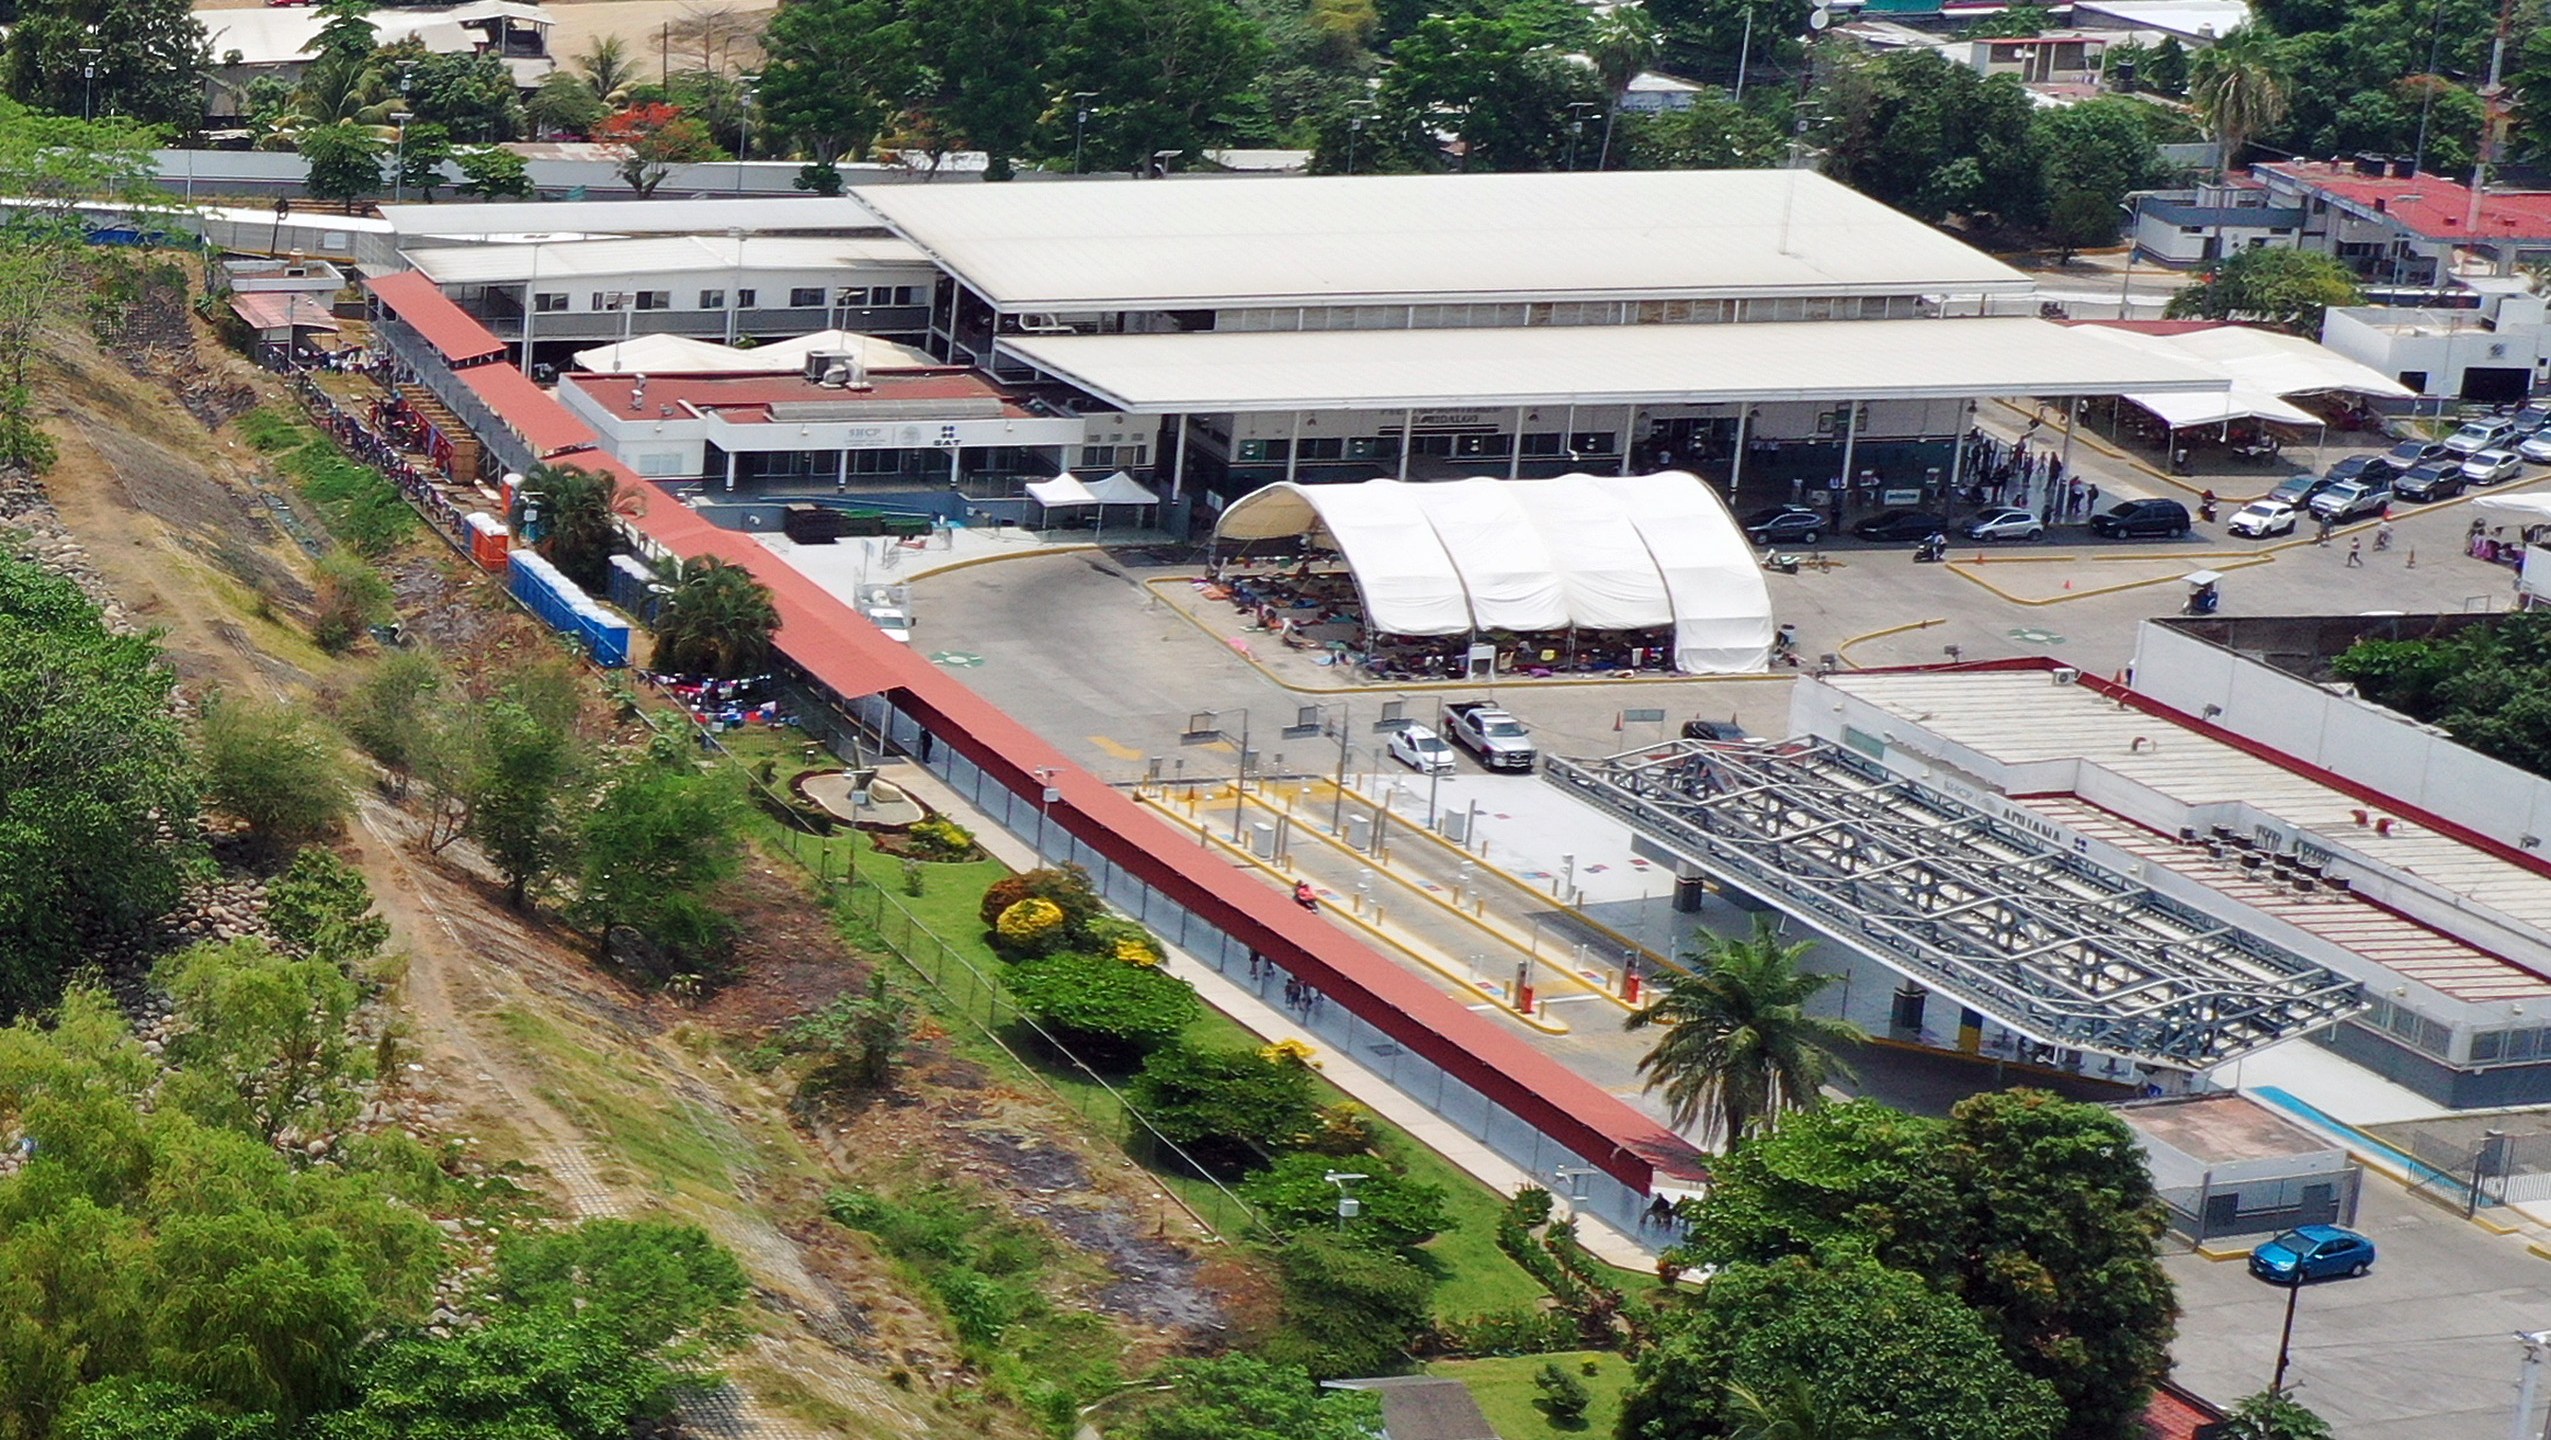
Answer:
[[2268, 1273, 2305, 1397], [1072, 91, 1099, 173], [1565, 101, 1598, 171], [1031, 765, 1062, 857], [2118, 194, 2142, 318], [391, 111, 413, 203], [733, 74, 758, 194], [78, 32, 100, 123]]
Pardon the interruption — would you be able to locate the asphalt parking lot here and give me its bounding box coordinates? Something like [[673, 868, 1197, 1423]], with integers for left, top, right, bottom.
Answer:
[[2164, 1179, 2551, 1440]]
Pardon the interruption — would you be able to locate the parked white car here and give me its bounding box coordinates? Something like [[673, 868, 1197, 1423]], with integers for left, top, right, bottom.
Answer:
[[2444, 417, 2518, 455], [1387, 725, 1458, 773], [863, 606, 914, 643], [2463, 449, 2525, 485], [2518, 432, 2551, 465], [2226, 500, 2299, 539]]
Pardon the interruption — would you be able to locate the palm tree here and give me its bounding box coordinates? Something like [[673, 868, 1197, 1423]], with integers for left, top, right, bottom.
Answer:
[[650, 558, 780, 678], [2188, 26, 2288, 180], [1587, 6, 1661, 171], [1727, 1379, 1894, 1440], [578, 36, 639, 103], [1623, 919, 1862, 1147]]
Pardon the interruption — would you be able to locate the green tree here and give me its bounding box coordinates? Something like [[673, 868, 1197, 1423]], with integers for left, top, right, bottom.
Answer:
[[1814, 44, 2045, 226], [60, 1378, 277, 1440], [1132, 1356, 1383, 1440], [2188, 24, 2288, 175], [758, 0, 918, 186], [525, 71, 609, 138], [145, 1205, 378, 1422], [335, 649, 445, 799], [908, 0, 1061, 179], [299, 122, 385, 206], [155, 937, 364, 1143], [783, 972, 913, 1095], [1055, 0, 1265, 172], [2214, 1389, 2333, 1440], [1129, 1044, 1318, 1166], [1263, 1232, 1433, 1378], [453, 143, 536, 198], [402, 50, 522, 142], [309, 549, 393, 653], [1725, 1378, 1888, 1440], [0, 554, 196, 1012], [1621, 1258, 2064, 1440], [594, 102, 719, 196], [1376, 10, 1606, 172], [1009, 951, 1203, 1065], [390, 120, 452, 199], [2164, 245, 2363, 333], [264, 848, 390, 970], [1623, 919, 1862, 1147], [318, 1309, 685, 1440], [200, 693, 353, 849], [577, 35, 640, 100], [467, 697, 586, 910], [649, 557, 779, 678], [2034, 97, 2162, 259], [1615, 93, 1784, 170], [522, 462, 625, 591], [1585, 4, 1660, 168], [1237, 1152, 1451, 1254], [497, 1218, 749, 1356], [1534, 1361, 1590, 1425], [573, 758, 741, 973], [4, 0, 208, 128]]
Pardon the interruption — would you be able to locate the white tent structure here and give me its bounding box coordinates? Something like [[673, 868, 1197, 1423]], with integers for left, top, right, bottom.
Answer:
[[571, 329, 940, 375], [1213, 473, 1773, 673], [1026, 470, 1163, 529], [2094, 323, 2412, 430]]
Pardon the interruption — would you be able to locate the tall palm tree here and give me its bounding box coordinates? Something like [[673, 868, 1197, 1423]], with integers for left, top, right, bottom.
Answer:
[[577, 36, 639, 104], [650, 558, 780, 677], [526, 462, 635, 591], [1624, 919, 1862, 1147], [1727, 1379, 1895, 1440], [2188, 26, 2288, 180], [1588, 6, 1661, 171]]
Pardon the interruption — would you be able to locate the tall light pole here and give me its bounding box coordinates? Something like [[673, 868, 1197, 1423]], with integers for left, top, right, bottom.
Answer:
[[78, 30, 100, 123], [2118, 194, 2141, 318], [390, 110, 413, 203], [1184, 708, 1253, 841], [1565, 100, 1597, 171], [1031, 765, 1062, 856], [2268, 1273, 2305, 1397], [733, 73, 758, 193], [1072, 91, 1099, 173]]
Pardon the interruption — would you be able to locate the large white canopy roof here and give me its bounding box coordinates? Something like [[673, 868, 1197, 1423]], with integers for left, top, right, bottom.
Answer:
[[2090, 322, 2413, 430], [1215, 474, 1772, 673], [854, 171, 2032, 312], [1006, 316, 2228, 413], [570, 329, 940, 375]]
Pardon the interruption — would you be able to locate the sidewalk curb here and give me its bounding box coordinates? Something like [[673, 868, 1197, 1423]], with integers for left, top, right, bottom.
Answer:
[[1134, 790, 1575, 1035]]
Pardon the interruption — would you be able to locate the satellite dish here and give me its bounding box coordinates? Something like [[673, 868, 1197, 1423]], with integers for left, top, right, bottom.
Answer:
[[1809, 5, 1830, 28]]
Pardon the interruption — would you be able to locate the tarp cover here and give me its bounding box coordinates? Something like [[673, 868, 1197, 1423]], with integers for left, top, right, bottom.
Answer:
[[1598, 473, 1776, 674], [1404, 479, 1571, 631], [1083, 470, 1161, 505], [2084, 322, 2412, 431], [1212, 474, 1773, 670], [571, 329, 941, 375], [1026, 473, 1100, 507], [2475, 492, 2551, 525], [1508, 480, 1673, 630]]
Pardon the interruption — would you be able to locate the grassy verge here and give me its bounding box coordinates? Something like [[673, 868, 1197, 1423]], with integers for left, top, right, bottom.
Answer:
[[234, 403, 417, 557], [1425, 1352, 1633, 1440]]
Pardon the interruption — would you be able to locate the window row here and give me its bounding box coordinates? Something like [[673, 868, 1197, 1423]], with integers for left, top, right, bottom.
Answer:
[[1231, 432, 1616, 464], [527, 284, 926, 314]]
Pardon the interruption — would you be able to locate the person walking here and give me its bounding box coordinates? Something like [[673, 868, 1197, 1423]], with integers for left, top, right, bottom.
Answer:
[[2346, 536, 2364, 567]]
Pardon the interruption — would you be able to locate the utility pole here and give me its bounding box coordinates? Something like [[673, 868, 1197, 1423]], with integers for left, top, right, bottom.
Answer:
[[1328, 702, 1352, 833], [2511, 1331, 2551, 1440], [1072, 91, 1098, 173], [2269, 1275, 2304, 1397], [2464, 0, 2522, 244], [1733, 5, 1754, 102]]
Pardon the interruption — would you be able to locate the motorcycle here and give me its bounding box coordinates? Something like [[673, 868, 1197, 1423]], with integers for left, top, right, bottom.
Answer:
[[1293, 882, 1321, 914], [1913, 533, 1949, 565]]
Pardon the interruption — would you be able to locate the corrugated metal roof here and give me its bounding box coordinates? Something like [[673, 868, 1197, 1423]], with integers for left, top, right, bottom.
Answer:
[[456, 365, 599, 458], [404, 235, 930, 285], [380, 195, 887, 239], [363, 271, 506, 365], [1003, 316, 2230, 413], [853, 170, 2034, 310]]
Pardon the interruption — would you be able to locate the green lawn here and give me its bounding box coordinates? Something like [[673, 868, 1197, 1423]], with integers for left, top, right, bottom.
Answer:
[[1426, 1351, 1633, 1440]]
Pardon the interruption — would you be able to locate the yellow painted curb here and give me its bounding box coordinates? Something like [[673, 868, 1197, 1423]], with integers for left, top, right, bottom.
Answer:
[[1135, 791, 1575, 1035], [2193, 1241, 2253, 1263], [1946, 554, 2273, 608], [2527, 1241, 2551, 1263], [1837, 616, 1946, 666], [1143, 575, 1789, 693], [904, 541, 1099, 579]]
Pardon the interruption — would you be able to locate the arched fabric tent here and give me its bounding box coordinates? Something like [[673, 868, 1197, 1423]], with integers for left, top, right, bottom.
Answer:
[[1212, 473, 1773, 672], [571, 329, 941, 375]]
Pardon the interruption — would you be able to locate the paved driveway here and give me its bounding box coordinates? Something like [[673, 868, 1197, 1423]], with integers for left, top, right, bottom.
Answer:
[[2163, 1178, 2551, 1438]]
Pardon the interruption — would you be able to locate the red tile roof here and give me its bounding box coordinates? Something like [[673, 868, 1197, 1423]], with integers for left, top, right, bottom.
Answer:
[[457, 363, 601, 460], [229, 291, 340, 333], [2140, 1382, 2224, 1440], [363, 271, 508, 366], [566, 368, 1034, 423], [2261, 160, 2551, 242]]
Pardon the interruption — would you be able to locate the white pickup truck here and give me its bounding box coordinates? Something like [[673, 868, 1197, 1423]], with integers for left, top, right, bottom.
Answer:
[[1440, 700, 1536, 772]]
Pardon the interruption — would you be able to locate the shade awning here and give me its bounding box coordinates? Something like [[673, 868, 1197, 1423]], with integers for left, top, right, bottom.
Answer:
[[2474, 493, 2551, 525], [229, 291, 340, 333], [2128, 387, 2321, 429], [1082, 469, 1160, 505], [2078, 321, 2413, 431], [1026, 473, 1100, 507]]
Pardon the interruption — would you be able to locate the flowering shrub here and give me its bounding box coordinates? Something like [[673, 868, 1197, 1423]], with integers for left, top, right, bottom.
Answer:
[[995, 897, 1067, 953], [904, 816, 978, 861]]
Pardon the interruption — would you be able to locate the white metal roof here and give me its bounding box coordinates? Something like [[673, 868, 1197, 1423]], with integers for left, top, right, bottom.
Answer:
[[380, 195, 889, 241], [2084, 323, 2413, 430], [1004, 316, 2229, 413], [198, 1, 549, 66], [851, 170, 2033, 311], [403, 235, 929, 285], [2071, 0, 2250, 40]]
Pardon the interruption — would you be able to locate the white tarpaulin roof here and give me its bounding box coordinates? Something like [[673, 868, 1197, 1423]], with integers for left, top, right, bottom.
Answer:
[[1404, 479, 1571, 632], [1082, 470, 1160, 505], [1026, 474, 1100, 507], [2475, 493, 2551, 525], [1213, 474, 1772, 672], [2092, 323, 2413, 431], [1599, 474, 1776, 674], [571, 329, 940, 375]]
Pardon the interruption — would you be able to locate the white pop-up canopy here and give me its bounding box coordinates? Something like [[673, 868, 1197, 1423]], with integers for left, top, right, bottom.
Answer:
[[2094, 323, 2413, 430], [1213, 473, 1772, 672], [571, 329, 940, 375]]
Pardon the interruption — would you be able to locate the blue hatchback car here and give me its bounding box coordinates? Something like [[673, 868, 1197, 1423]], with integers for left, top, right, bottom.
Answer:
[[2249, 1225, 2376, 1283]]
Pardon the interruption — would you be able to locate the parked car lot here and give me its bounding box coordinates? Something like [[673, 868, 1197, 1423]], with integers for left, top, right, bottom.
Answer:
[[1386, 724, 1457, 773], [1962, 505, 2044, 542], [2090, 498, 2191, 538], [2248, 1225, 2377, 1283], [1743, 503, 1825, 546], [2311, 479, 2393, 522], [2463, 449, 2524, 485], [2393, 460, 2466, 502], [1852, 509, 1949, 543], [2445, 417, 2518, 455], [2227, 499, 2299, 538]]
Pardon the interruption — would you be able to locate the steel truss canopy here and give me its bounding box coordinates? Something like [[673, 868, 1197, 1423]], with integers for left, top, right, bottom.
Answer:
[[1546, 738, 2366, 1069]]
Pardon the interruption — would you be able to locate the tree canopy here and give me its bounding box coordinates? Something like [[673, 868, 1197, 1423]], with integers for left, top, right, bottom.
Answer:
[[2164, 246, 2364, 334]]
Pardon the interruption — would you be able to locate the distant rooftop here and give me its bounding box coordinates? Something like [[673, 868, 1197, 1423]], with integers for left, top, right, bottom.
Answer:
[[2258, 159, 2551, 244], [564, 368, 1035, 425], [403, 235, 929, 286]]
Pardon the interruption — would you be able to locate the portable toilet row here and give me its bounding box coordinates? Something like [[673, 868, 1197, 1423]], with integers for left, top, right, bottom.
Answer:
[[606, 553, 669, 624], [464, 511, 509, 572], [506, 549, 632, 667]]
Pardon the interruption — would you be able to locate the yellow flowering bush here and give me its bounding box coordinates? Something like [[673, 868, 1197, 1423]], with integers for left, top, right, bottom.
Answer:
[[1113, 936, 1162, 967], [1260, 1037, 1319, 1067], [995, 897, 1067, 951]]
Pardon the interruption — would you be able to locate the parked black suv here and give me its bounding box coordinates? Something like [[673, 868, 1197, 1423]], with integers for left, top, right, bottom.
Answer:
[[2393, 460, 2466, 502], [2323, 454, 2400, 486], [2089, 498, 2193, 539], [1743, 504, 1825, 545]]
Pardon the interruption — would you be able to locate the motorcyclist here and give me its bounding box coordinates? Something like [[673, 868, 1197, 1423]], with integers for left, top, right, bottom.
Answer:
[[1293, 881, 1320, 912]]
